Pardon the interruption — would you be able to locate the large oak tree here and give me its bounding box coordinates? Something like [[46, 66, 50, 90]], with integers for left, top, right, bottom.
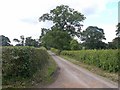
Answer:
[[39, 5, 85, 50], [39, 5, 85, 37]]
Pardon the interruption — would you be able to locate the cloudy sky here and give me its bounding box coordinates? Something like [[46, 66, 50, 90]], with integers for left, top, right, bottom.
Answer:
[[0, 0, 119, 45]]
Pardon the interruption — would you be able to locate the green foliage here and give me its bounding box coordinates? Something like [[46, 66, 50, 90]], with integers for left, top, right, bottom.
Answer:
[[13, 39, 20, 43], [61, 49, 119, 72], [40, 28, 50, 38], [39, 46, 47, 50], [2, 46, 49, 85], [112, 37, 120, 49], [70, 39, 79, 50], [13, 35, 25, 46], [13, 36, 40, 47], [116, 23, 120, 37], [39, 5, 86, 51], [42, 30, 72, 50], [50, 48, 60, 55], [108, 37, 120, 49], [81, 26, 106, 49], [107, 42, 116, 49], [20, 35, 25, 46], [39, 5, 85, 37], [25, 37, 40, 47], [0, 35, 11, 46]]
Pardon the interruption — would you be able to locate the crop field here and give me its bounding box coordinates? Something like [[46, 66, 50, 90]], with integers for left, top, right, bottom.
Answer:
[[61, 49, 119, 73]]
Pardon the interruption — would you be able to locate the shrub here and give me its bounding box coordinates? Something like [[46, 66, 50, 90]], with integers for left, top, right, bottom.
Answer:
[[2, 46, 49, 84]]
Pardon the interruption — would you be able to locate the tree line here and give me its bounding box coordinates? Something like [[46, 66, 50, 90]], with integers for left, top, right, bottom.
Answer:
[[39, 5, 120, 50], [0, 35, 40, 47], [0, 5, 120, 50]]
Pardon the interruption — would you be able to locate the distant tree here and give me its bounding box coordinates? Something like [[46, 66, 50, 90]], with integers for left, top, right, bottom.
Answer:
[[96, 41, 107, 49], [107, 42, 116, 49], [39, 28, 50, 42], [108, 23, 120, 49], [25, 37, 33, 46], [25, 37, 40, 47], [41, 28, 49, 37], [107, 23, 120, 49], [107, 37, 120, 49], [42, 30, 72, 50], [39, 5, 85, 37], [32, 39, 40, 47], [0, 35, 11, 46], [13, 38, 20, 43], [112, 37, 120, 49], [13, 38, 22, 46], [20, 35, 25, 46], [116, 23, 120, 37], [115, 23, 120, 49], [81, 26, 106, 49], [70, 39, 79, 50], [13, 35, 25, 46]]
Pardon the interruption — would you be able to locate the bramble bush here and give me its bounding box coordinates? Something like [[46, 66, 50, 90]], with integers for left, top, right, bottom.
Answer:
[[2, 46, 49, 85], [61, 49, 119, 72]]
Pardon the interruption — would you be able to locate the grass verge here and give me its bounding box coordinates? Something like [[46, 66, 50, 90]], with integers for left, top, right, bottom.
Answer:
[[60, 55, 118, 83], [31, 54, 57, 88]]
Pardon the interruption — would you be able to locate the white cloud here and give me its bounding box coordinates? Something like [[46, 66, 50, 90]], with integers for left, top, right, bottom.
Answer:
[[97, 24, 116, 42], [0, 0, 118, 45]]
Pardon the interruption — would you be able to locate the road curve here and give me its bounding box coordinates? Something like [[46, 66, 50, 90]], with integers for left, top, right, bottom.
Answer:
[[47, 51, 118, 88]]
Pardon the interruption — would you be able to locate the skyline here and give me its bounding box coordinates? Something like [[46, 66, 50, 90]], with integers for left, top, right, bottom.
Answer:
[[0, 0, 119, 45]]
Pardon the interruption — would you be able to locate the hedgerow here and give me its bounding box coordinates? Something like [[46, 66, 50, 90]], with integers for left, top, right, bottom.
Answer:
[[61, 49, 119, 72], [2, 46, 49, 85]]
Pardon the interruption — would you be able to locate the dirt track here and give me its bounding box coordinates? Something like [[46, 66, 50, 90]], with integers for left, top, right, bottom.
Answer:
[[47, 51, 118, 88]]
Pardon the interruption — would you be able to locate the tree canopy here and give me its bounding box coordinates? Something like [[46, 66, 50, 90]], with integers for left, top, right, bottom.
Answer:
[[25, 37, 40, 47], [42, 30, 72, 50], [70, 39, 79, 50], [116, 23, 120, 37], [39, 5, 86, 50], [38, 5, 119, 50], [13, 35, 25, 46], [0, 35, 11, 46], [111, 37, 120, 49], [13, 36, 40, 47], [81, 26, 106, 49], [39, 5, 85, 37]]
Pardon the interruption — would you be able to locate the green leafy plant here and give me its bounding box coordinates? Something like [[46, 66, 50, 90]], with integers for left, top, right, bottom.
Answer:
[[2, 46, 49, 85], [61, 49, 119, 72]]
